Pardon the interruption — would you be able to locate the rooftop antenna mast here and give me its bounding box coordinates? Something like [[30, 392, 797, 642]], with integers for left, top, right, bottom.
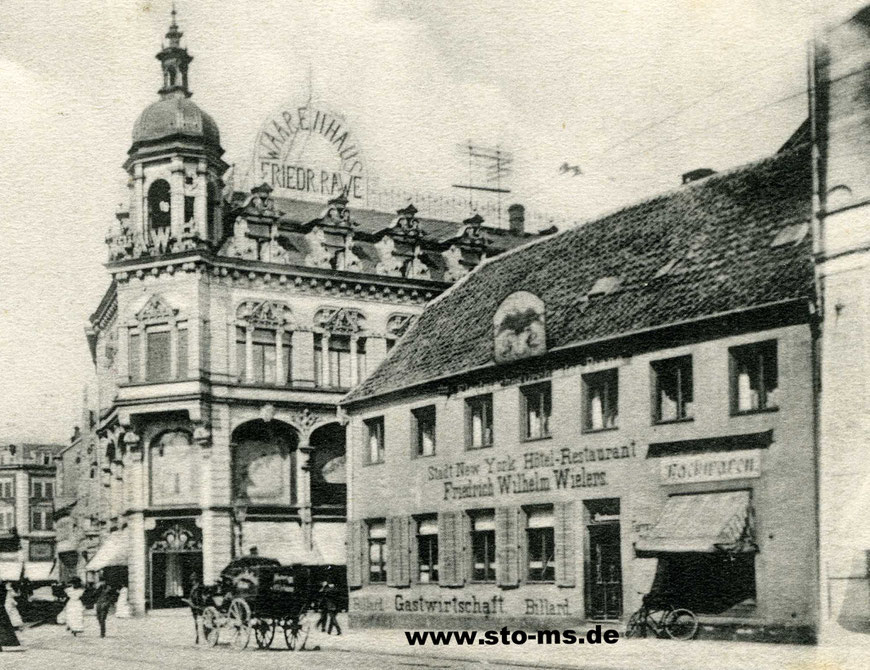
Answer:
[[452, 143, 513, 226]]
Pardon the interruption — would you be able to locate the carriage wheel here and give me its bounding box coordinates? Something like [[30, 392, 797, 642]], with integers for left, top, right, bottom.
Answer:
[[228, 598, 252, 651], [283, 616, 302, 650], [254, 618, 276, 649], [202, 606, 221, 647]]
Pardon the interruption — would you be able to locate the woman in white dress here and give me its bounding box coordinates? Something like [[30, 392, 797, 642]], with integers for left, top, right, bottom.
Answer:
[[63, 578, 85, 637]]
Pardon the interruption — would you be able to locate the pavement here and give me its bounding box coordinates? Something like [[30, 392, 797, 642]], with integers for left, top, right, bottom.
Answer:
[[2, 609, 870, 670]]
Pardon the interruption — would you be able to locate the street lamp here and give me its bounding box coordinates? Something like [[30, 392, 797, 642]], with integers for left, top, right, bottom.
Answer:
[[231, 501, 248, 558]]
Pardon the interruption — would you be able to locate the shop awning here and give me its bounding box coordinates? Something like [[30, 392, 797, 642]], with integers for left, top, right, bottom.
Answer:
[[0, 562, 23, 581], [25, 561, 55, 581], [314, 523, 346, 565], [636, 490, 757, 555], [86, 531, 128, 571]]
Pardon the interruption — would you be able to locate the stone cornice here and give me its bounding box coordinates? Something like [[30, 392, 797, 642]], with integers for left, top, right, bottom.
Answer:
[[107, 251, 448, 306]]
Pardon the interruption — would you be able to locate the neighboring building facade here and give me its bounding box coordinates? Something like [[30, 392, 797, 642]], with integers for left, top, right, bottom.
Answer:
[[342, 145, 820, 642], [0, 442, 64, 582], [80, 13, 533, 614]]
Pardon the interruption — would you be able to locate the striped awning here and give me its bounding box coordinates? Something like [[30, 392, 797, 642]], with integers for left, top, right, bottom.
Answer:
[[86, 531, 128, 571], [636, 490, 757, 555]]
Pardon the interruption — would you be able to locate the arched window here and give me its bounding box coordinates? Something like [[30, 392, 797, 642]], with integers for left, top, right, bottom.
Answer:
[[231, 420, 297, 505], [148, 180, 171, 230], [313, 308, 367, 389], [149, 430, 197, 506], [309, 423, 346, 509]]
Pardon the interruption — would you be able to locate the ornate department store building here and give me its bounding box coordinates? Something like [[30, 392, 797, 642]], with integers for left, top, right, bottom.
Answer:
[[71, 14, 531, 613]]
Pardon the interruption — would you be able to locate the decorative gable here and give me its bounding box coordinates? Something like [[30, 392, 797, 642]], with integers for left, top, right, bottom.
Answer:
[[315, 307, 366, 334], [137, 294, 178, 323], [236, 300, 294, 327]]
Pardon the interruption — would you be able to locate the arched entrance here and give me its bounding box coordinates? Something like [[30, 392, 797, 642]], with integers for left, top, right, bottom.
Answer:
[[147, 519, 202, 609], [309, 423, 346, 511]]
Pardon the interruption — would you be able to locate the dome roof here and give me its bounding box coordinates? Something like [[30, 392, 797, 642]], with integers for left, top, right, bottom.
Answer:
[[132, 95, 220, 148]]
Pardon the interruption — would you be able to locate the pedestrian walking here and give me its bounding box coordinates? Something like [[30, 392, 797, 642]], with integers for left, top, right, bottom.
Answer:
[[322, 578, 341, 636], [0, 581, 25, 652], [64, 577, 85, 637], [94, 581, 118, 638], [4, 583, 22, 630]]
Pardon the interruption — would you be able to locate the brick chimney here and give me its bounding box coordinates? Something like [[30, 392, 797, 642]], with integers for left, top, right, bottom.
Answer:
[[508, 204, 525, 235]]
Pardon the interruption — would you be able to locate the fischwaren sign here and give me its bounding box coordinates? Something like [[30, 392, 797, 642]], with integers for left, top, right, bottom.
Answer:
[[253, 100, 366, 203]]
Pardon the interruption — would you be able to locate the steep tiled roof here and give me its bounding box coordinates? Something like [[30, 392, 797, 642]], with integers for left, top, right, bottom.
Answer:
[[345, 147, 813, 404]]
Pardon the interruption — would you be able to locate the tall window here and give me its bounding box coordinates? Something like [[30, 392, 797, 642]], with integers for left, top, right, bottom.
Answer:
[[252, 328, 277, 383], [583, 369, 619, 431], [31, 479, 54, 499], [412, 406, 436, 457], [0, 479, 13, 498], [465, 394, 493, 449], [365, 417, 385, 465], [521, 382, 551, 440], [470, 511, 496, 582], [147, 179, 171, 229], [0, 504, 13, 531], [730, 341, 778, 414], [526, 507, 555, 582], [652, 355, 693, 423], [368, 520, 387, 583], [146, 327, 172, 381], [235, 301, 294, 386], [314, 335, 366, 388], [31, 506, 53, 531], [416, 516, 439, 583]]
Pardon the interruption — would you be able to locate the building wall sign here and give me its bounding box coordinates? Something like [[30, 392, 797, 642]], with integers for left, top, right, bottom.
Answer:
[[659, 449, 762, 485], [493, 291, 546, 363], [253, 99, 366, 203], [428, 444, 638, 501]]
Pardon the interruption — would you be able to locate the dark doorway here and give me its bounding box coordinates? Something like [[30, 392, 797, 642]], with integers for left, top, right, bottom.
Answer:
[[584, 498, 622, 620], [149, 551, 202, 609]]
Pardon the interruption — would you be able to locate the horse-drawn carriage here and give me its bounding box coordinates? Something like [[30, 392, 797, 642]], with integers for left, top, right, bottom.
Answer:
[[195, 556, 316, 651]]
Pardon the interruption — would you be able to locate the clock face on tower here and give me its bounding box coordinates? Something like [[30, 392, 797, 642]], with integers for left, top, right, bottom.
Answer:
[[493, 291, 547, 364]]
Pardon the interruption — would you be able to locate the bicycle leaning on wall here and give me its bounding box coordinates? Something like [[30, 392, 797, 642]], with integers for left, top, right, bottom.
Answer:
[[625, 592, 699, 641]]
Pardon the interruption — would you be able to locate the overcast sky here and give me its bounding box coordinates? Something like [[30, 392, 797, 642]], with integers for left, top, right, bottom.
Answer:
[[0, 0, 846, 443]]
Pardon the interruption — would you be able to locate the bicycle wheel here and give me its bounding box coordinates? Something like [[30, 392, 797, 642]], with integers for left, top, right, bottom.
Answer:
[[625, 610, 645, 638], [664, 608, 698, 640]]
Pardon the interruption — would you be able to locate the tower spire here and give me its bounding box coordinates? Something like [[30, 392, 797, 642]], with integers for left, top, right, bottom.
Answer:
[[156, 2, 193, 98]]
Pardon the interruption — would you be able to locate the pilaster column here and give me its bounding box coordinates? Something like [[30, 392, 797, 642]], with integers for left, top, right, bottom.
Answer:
[[194, 425, 215, 584], [188, 316, 201, 380], [320, 333, 331, 387], [195, 161, 208, 239], [169, 319, 178, 379], [245, 326, 254, 384], [275, 328, 284, 385], [132, 164, 145, 236], [349, 336, 359, 387], [297, 434, 313, 549], [170, 157, 185, 241], [124, 430, 147, 616], [139, 326, 147, 381]]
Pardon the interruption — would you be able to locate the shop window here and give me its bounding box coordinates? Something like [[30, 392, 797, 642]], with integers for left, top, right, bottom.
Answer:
[[583, 368, 619, 431], [652, 355, 693, 423], [368, 520, 387, 583], [465, 394, 493, 449], [29, 540, 54, 562], [730, 341, 778, 414], [416, 516, 439, 583], [470, 510, 496, 582], [521, 382, 551, 440], [652, 553, 756, 615], [526, 506, 555, 582], [412, 406, 436, 457], [365, 417, 385, 465], [0, 479, 13, 498]]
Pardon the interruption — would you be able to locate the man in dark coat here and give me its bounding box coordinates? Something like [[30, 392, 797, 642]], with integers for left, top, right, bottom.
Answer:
[[0, 581, 25, 652], [94, 581, 118, 638]]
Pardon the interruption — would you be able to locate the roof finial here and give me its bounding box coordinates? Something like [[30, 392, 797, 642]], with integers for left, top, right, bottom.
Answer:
[[156, 0, 192, 98], [166, 1, 182, 49]]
